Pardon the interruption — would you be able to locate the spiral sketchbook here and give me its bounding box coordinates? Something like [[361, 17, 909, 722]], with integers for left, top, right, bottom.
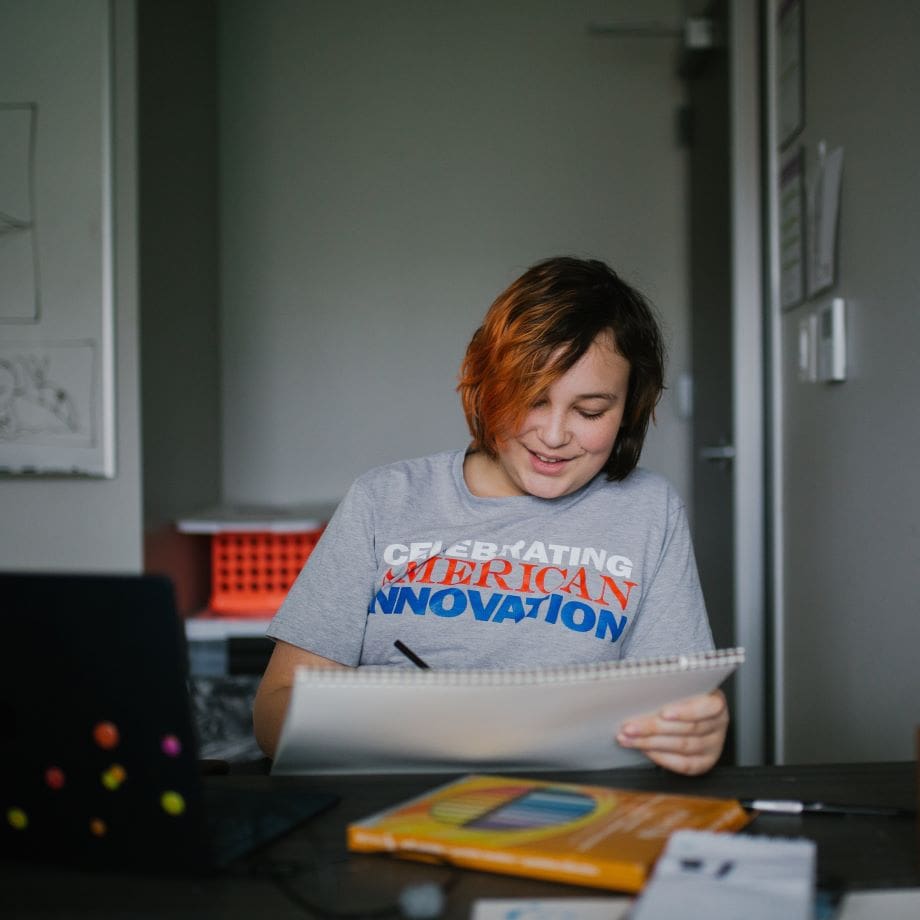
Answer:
[[271, 648, 744, 775]]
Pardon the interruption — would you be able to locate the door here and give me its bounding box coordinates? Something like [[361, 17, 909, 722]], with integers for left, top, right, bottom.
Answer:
[[682, 0, 765, 765], [682, 0, 736, 761]]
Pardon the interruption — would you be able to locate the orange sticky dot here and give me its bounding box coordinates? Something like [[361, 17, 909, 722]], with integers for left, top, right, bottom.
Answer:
[[101, 763, 127, 791], [160, 790, 185, 816], [45, 766, 66, 790], [93, 721, 120, 750], [89, 817, 107, 837], [7, 807, 28, 830]]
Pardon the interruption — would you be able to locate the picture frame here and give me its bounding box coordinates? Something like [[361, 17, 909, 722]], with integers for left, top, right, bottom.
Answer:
[[0, 0, 115, 477]]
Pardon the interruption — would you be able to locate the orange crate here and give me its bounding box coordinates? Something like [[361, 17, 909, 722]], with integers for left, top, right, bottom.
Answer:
[[208, 528, 324, 616]]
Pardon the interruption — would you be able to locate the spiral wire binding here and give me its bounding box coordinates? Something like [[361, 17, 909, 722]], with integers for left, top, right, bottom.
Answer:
[[295, 648, 745, 688]]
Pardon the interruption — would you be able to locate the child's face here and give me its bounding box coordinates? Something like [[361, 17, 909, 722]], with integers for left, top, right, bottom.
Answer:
[[490, 332, 630, 499]]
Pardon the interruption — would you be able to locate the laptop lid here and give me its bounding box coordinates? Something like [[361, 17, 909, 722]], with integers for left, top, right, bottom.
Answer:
[[0, 572, 333, 872]]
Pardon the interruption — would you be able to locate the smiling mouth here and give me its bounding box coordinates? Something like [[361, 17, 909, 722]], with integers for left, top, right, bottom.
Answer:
[[528, 449, 571, 465]]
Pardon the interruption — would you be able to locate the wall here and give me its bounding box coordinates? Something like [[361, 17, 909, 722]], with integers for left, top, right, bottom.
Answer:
[[217, 0, 694, 508], [778, 1, 920, 761], [138, 0, 221, 532], [0, 1, 697, 601], [0, 0, 143, 573], [138, 0, 220, 611]]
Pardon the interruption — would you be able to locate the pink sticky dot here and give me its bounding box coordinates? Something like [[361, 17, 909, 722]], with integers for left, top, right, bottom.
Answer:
[[161, 734, 182, 757]]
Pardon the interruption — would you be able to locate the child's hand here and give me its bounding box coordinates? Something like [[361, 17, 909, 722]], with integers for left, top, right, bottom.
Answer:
[[616, 690, 729, 775]]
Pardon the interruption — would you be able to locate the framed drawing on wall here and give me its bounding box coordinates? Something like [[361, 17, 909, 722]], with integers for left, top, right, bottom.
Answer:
[[777, 0, 805, 149], [779, 146, 806, 309], [0, 0, 115, 476]]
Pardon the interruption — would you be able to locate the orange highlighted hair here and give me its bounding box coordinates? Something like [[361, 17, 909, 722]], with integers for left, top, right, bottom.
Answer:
[[458, 257, 664, 482]]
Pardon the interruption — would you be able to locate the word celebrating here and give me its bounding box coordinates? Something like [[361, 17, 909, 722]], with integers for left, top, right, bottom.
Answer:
[[382, 540, 634, 578]]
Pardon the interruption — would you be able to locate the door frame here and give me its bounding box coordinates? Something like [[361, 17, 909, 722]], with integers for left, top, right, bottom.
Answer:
[[762, 0, 787, 764], [728, 0, 766, 765]]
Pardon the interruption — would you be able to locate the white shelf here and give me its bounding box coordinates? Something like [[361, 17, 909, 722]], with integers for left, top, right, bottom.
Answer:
[[184, 615, 272, 641], [177, 502, 337, 534]]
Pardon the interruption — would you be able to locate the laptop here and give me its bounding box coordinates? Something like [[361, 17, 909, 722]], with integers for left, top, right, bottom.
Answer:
[[0, 572, 337, 872]]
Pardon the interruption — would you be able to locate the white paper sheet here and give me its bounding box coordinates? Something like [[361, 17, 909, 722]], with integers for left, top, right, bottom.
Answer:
[[471, 897, 632, 920], [836, 889, 920, 920]]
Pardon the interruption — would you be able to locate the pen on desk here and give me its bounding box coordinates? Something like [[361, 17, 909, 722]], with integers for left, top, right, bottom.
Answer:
[[394, 640, 430, 669], [740, 798, 916, 817]]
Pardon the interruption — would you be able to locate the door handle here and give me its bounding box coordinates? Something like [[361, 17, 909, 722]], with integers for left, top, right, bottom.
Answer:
[[699, 444, 736, 462]]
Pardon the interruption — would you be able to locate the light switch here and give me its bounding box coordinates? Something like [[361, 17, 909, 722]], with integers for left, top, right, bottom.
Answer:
[[798, 313, 816, 382], [815, 297, 846, 382]]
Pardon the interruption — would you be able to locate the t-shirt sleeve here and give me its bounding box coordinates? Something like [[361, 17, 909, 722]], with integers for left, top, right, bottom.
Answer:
[[619, 496, 714, 660], [265, 477, 376, 666]]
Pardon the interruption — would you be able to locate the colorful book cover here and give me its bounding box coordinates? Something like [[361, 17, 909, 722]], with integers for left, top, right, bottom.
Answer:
[[347, 774, 752, 893]]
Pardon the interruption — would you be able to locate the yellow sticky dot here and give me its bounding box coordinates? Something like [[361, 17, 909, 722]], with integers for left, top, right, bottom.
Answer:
[[7, 807, 28, 830], [101, 763, 127, 791], [160, 790, 185, 816], [89, 817, 107, 837]]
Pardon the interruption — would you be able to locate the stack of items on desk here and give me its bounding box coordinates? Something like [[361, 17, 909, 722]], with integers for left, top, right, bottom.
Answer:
[[630, 828, 815, 920]]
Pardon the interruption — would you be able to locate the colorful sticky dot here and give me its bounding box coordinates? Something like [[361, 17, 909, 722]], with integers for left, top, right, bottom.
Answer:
[[44, 766, 66, 790], [160, 734, 182, 757], [160, 790, 185, 816], [89, 817, 107, 837], [93, 721, 120, 750], [101, 763, 127, 791], [7, 807, 28, 830]]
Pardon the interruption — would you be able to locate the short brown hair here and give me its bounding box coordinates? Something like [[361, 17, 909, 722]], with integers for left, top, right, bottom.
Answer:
[[457, 256, 665, 481]]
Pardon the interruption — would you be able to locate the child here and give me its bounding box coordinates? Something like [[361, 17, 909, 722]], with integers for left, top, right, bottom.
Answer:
[[254, 256, 728, 774]]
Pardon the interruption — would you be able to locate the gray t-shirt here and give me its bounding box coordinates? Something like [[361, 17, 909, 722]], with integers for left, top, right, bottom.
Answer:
[[267, 449, 712, 669]]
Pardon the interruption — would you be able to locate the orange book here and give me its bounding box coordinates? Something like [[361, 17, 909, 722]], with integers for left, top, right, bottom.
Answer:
[[347, 774, 752, 893]]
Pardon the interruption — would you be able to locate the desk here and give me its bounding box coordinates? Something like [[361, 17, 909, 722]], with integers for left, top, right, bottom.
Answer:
[[3, 761, 918, 918]]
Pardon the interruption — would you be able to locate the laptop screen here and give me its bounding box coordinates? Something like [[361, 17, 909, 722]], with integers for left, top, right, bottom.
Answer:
[[1, 572, 217, 870]]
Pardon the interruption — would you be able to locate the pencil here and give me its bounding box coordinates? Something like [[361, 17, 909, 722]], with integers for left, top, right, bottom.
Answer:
[[393, 640, 430, 669]]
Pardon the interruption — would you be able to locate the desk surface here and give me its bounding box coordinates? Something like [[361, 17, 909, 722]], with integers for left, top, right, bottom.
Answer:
[[3, 761, 918, 918]]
